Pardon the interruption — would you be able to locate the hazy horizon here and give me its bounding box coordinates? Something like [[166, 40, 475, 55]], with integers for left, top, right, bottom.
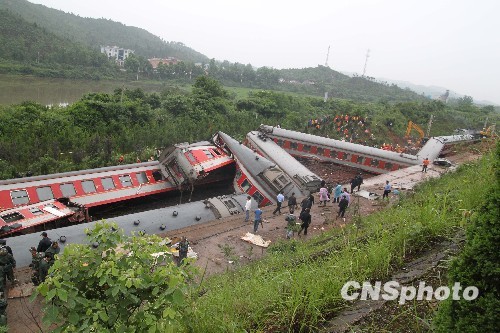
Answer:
[[28, 0, 500, 105]]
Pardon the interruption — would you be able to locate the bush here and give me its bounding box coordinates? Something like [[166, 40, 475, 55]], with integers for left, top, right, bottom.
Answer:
[[433, 142, 500, 332]]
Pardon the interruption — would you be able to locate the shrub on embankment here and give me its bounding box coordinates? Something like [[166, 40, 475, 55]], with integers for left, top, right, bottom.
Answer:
[[433, 142, 500, 333], [187, 149, 497, 332]]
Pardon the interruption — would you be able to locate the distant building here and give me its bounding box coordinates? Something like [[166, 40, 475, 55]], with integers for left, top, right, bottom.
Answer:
[[100, 46, 134, 66], [148, 57, 179, 69]]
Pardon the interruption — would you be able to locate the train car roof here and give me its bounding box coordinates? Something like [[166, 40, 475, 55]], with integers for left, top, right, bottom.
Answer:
[[259, 125, 419, 165], [0, 161, 160, 186]]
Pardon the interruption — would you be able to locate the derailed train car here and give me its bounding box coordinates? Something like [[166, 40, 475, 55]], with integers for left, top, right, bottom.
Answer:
[[258, 125, 476, 174], [7, 194, 248, 268], [0, 142, 235, 237], [245, 131, 323, 193], [213, 132, 309, 207]]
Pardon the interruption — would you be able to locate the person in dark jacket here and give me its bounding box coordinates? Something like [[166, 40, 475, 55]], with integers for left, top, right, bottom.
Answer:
[[298, 208, 312, 236], [37, 232, 51, 253], [288, 192, 297, 214], [337, 196, 349, 220]]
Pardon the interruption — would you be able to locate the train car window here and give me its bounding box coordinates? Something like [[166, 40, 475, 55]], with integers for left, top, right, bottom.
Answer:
[[357, 156, 364, 164], [212, 149, 222, 156], [329, 150, 337, 158], [11, 190, 29, 205], [203, 150, 214, 159], [342, 152, 350, 160], [29, 207, 44, 215], [36, 186, 54, 201], [81, 180, 97, 194], [240, 179, 252, 193], [60, 183, 76, 197], [290, 142, 298, 150], [303, 144, 311, 152], [119, 175, 133, 187], [385, 162, 393, 170], [152, 170, 164, 181], [136, 172, 149, 184], [101, 177, 116, 190], [317, 147, 324, 155], [370, 159, 379, 167], [252, 191, 265, 205], [223, 199, 236, 209], [0, 212, 24, 223], [276, 139, 284, 147], [185, 151, 197, 164]]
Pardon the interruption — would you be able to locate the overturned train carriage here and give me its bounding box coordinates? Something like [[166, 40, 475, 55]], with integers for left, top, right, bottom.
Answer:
[[8, 194, 248, 268], [245, 131, 323, 193], [214, 132, 309, 207]]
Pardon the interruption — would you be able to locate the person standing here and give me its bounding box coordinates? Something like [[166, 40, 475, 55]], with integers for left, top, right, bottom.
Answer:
[[254, 207, 263, 233], [340, 188, 351, 205], [272, 191, 285, 215], [337, 196, 349, 220], [0, 248, 16, 284], [45, 242, 60, 266], [298, 208, 312, 236], [422, 158, 430, 173], [176, 237, 189, 266], [349, 176, 358, 194], [244, 196, 252, 222], [383, 180, 391, 199], [287, 193, 297, 214], [333, 183, 342, 203], [37, 232, 51, 253], [39, 254, 51, 283], [319, 186, 329, 206], [355, 173, 363, 192]]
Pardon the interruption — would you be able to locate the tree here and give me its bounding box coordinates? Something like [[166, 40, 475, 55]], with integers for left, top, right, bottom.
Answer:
[[457, 95, 475, 112], [34, 221, 196, 332]]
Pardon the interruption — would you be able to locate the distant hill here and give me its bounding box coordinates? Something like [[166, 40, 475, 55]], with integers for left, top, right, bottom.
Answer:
[[0, 0, 209, 63], [278, 66, 426, 102]]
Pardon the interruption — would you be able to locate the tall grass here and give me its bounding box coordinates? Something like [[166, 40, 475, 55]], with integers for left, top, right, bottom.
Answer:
[[188, 155, 495, 332]]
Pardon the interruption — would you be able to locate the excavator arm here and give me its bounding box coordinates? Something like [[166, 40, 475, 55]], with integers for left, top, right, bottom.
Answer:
[[405, 121, 425, 139]]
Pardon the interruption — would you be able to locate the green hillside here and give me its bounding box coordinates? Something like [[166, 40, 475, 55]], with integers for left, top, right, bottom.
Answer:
[[0, 0, 209, 62]]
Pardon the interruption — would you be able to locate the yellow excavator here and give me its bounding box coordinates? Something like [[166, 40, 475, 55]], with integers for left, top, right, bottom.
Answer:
[[480, 125, 496, 138], [405, 121, 428, 145]]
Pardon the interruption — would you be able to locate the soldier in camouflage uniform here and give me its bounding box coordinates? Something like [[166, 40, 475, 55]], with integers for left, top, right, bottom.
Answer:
[[39, 253, 52, 283], [0, 248, 16, 285], [29, 247, 43, 285], [45, 241, 60, 266]]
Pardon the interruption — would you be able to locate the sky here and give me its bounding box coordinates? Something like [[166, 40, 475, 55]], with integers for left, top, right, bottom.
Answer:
[[29, 0, 500, 104]]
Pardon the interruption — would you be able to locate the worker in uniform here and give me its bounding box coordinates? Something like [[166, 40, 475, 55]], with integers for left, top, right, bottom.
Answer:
[[0, 247, 16, 285], [422, 158, 430, 173], [29, 247, 43, 285], [37, 232, 52, 253], [45, 242, 61, 266], [39, 254, 51, 283]]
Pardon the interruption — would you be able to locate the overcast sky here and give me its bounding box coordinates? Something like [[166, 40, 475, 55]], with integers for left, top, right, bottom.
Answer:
[[29, 0, 499, 104]]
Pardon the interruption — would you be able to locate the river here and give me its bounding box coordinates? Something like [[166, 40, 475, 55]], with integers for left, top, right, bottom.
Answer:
[[0, 74, 169, 106]]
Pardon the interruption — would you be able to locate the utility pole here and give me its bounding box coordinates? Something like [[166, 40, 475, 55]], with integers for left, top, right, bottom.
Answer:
[[325, 45, 330, 67], [362, 49, 370, 77]]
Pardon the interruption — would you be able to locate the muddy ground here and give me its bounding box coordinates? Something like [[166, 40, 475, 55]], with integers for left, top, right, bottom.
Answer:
[[5, 143, 485, 332]]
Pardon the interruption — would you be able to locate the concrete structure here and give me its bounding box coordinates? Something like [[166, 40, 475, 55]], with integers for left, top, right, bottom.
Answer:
[[100, 46, 134, 66]]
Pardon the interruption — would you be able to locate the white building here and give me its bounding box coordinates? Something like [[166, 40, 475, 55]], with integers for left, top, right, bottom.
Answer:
[[100, 46, 134, 66]]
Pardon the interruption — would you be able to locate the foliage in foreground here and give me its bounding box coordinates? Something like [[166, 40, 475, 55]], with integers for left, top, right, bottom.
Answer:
[[433, 142, 500, 332], [189, 150, 496, 332], [34, 221, 196, 333]]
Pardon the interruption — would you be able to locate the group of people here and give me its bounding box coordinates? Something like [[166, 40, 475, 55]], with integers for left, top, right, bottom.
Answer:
[[30, 232, 60, 285]]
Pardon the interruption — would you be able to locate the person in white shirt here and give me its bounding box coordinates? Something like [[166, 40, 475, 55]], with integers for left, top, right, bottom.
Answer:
[[273, 191, 285, 215], [383, 181, 391, 199], [244, 196, 252, 222]]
